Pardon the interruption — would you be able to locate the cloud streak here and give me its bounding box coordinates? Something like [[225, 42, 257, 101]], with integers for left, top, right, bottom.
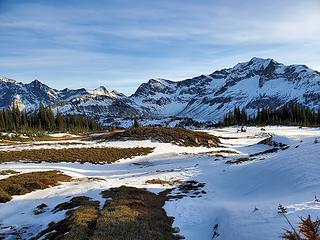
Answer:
[[0, 0, 319, 94]]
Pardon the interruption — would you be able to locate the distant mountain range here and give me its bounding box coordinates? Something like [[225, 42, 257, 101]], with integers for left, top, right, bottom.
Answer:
[[1, 57, 320, 125]]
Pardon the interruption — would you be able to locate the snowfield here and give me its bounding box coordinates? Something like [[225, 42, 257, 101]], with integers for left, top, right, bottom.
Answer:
[[0, 126, 320, 239]]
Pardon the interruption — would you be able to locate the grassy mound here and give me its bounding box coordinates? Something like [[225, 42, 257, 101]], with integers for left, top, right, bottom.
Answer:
[[96, 127, 220, 147], [0, 171, 71, 203], [33, 187, 183, 240], [0, 147, 154, 164], [33, 196, 100, 240]]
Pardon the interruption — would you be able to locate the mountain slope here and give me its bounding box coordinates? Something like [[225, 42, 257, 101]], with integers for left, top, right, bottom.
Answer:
[[0, 77, 149, 119], [0, 77, 58, 110], [1, 57, 320, 123], [130, 58, 320, 121]]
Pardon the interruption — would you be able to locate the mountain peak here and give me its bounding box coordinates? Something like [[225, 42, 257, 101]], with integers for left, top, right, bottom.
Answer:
[[31, 79, 41, 84], [29, 79, 50, 88], [86, 86, 123, 98], [249, 57, 273, 63], [232, 57, 280, 72]]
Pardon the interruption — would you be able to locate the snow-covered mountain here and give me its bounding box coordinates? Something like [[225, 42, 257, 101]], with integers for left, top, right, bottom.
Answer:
[[0, 77, 58, 111], [1, 57, 320, 122], [130, 57, 320, 121], [0, 77, 149, 119]]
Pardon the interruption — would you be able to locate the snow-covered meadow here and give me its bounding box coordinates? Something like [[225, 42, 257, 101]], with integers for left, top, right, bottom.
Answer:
[[0, 126, 320, 239]]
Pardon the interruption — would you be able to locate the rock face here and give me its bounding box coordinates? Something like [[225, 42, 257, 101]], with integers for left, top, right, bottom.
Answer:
[[1, 57, 320, 123]]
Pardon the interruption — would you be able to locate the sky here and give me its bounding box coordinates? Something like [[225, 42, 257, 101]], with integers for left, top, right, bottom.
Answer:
[[0, 0, 320, 95]]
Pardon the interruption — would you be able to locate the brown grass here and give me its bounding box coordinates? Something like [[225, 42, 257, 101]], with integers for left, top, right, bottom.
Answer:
[[33, 187, 183, 240], [33, 196, 100, 240], [0, 169, 19, 175], [0, 134, 86, 143], [0, 147, 154, 164], [0, 170, 71, 203], [93, 186, 182, 240], [92, 127, 220, 147]]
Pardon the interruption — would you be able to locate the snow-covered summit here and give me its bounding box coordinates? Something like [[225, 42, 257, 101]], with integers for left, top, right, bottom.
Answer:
[[86, 86, 125, 98]]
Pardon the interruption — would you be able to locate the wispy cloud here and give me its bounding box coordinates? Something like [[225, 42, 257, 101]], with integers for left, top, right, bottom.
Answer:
[[0, 0, 319, 94]]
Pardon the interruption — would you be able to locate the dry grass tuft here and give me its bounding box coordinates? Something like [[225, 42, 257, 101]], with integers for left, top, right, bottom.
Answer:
[[282, 215, 320, 240], [0, 147, 154, 164]]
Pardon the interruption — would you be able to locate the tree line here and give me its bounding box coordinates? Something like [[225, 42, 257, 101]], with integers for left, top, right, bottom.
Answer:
[[0, 103, 103, 133], [221, 103, 320, 127]]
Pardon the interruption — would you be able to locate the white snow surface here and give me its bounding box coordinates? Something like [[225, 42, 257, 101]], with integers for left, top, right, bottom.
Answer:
[[0, 126, 320, 239]]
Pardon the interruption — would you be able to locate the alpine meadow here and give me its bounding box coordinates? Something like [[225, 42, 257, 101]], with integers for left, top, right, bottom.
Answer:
[[0, 1, 320, 239]]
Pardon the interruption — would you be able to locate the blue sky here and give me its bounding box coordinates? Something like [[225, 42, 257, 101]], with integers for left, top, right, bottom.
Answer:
[[1, 0, 320, 94]]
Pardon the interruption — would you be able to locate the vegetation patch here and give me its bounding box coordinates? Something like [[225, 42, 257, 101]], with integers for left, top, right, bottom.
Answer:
[[33, 196, 100, 240], [226, 157, 258, 165], [33, 187, 183, 240], [0, 147, 154, 164], [93, 127, 220, 147], [94, 186, 183, 240], [0, 170, 71, 203]]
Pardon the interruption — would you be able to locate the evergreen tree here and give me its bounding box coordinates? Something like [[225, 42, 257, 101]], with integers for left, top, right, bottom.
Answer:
[[55, 112, 66, 132], [132, 119, 141, 128], [0, 104, 103, 133], [221, 103, 320, 127]]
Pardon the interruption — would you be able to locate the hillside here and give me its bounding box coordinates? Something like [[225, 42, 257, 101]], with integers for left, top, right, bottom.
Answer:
[[1, 126, 320, 239]]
